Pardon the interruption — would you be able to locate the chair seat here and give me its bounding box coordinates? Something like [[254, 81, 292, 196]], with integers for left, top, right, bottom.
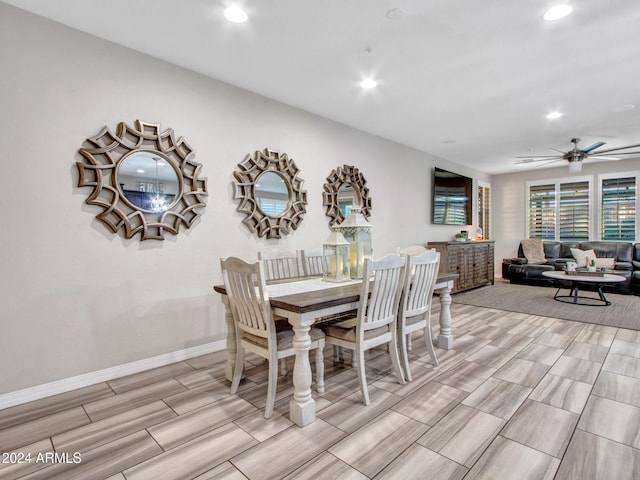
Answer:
[[323, 318, 390, 342], [244, 327, 325, 350], [274, 314, 292, 332]]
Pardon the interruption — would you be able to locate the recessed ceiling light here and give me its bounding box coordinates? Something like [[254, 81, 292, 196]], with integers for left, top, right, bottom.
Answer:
[[546, 111, 563, 119], [360, 78, 377, 89], [136, 169, 145, 173], [224, 6, 248, 23], [386, 8, 406, 20], [543, 4, 573, 21]]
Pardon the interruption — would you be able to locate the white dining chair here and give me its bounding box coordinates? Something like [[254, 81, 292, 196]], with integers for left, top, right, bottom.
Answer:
[[221, 256, 325, 418], [396, 245, 436, 351], [258, 250, 302, 281], [297, 249, 326, 276], [321, 254, 406, 405], [257, 250, 303, 374], [398, 250, 440, 381]]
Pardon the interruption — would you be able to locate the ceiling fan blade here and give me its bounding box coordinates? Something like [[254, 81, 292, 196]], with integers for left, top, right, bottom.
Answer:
[[514, 158, 563, 165], [587, 143, 640, 154], [582, 141, 606, 153], [546, 147, 567, 154], [538, 159, 568, 167], [590, 150, 640, 156], [515, 155, 563, 159], [587, 156, 620, 161]]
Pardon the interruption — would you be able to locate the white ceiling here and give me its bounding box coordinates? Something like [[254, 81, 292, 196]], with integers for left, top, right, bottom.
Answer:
[[6, 0, 640, 174]]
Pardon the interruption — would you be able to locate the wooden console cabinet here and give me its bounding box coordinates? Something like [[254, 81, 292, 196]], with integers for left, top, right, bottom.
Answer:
[[428, 240, 495, 293]]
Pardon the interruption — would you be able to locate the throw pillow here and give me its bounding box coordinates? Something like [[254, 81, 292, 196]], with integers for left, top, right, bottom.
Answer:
[[521, 239, 546, 264], [570, 248, 596, 268], [594, 257, 615, 269]]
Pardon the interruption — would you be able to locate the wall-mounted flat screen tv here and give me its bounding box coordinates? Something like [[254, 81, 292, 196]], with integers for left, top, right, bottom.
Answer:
[[432, 167, 472, 225]]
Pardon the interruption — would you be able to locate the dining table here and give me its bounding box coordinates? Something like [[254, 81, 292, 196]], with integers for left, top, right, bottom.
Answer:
[[213, 272, 458, 427]]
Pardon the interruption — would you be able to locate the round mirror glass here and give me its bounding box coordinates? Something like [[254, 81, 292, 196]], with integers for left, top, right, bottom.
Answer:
[[255, 171, 290, 217], [116, 150, 181, 213], [337, 183, 361, 219]]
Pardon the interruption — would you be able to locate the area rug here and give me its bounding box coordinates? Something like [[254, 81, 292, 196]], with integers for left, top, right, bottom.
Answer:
[[452, 283, 640, 330]]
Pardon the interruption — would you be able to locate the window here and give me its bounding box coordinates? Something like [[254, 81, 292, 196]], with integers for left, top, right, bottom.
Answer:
[[528, 183, 556, 239], [599, 174, 637, 241], [527, 177, 592, 240], [478, 182, 490, 239], [528, 173, 640, 242], [559, 181, 590, 240]]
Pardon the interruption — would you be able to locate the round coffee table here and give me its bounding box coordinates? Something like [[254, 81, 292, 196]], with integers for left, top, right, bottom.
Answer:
[[542, 270, 626, 306]]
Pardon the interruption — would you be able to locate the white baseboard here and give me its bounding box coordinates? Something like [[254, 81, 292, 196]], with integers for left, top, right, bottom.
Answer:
[[0, 341, 226, 410]]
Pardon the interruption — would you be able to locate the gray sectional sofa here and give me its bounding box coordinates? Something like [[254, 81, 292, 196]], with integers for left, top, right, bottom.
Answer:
[[507, 240, 639, 294]]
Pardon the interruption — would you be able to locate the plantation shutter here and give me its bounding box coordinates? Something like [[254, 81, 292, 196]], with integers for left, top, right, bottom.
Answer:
[[559, 181, 590, 240], [478, 184, 490, 239], [528, 183, 555, 239], [602, 176, 636, 240], [258, 198, 288, 216]]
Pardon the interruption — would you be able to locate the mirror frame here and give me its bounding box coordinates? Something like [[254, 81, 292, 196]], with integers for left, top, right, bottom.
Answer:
[[233, 148, 307, 239], [76, 120, 208, 241], [322, 164, 372, 227]]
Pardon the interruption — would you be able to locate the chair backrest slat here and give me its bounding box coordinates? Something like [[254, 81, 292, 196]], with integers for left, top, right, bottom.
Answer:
[[298, 249, 326, 276], [221, 257, 274, 338], [258, 251, 301, 281], [359, 254, 406, 331], [402, 251, 440, 317]]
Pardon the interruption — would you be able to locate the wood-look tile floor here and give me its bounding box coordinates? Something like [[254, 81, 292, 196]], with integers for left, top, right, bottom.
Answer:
[[2, 302, 640, 479]]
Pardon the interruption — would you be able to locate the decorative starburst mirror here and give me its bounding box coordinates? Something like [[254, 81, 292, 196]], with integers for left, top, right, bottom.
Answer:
[[323, 165, 372, 227], [76, 120, 208, 241], [233, 148, 307, 239]]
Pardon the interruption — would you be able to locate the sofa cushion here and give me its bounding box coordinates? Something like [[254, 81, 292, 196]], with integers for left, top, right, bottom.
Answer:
[[509, 264, 555, 279], [580, 241, 633, 263], [594, 257, 615, 269], [521, 239, 546, 264], [615, 262, 633, 271], [543, 242, 562, 259], [570, 248, 596, 268], [517, 241, 561, 259], [559, 242, 581, 259]]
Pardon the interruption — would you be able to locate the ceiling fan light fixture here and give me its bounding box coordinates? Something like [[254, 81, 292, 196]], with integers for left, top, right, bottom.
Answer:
[[543, 4, 573, 21], [568, 160, 582, 173]]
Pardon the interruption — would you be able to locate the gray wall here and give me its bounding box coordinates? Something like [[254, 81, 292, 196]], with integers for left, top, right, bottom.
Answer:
[[0, 4, 489, 397]]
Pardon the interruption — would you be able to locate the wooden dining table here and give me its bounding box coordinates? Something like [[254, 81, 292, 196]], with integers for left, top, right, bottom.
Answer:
[[213, 272, 458, 427]]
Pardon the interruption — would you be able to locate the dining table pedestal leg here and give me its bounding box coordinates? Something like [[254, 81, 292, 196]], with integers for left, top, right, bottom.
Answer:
[[289, 314, 316, 427], [436, 283, 454, 350]]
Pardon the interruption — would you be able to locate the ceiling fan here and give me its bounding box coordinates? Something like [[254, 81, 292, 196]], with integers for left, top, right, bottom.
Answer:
[[515, 137, 640, 172]]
